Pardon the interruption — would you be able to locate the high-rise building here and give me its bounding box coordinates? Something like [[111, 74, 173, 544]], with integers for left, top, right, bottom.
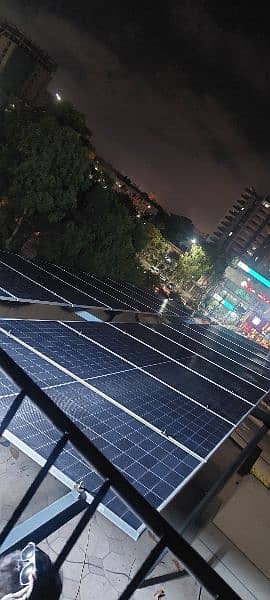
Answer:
[[208, 187, 270, 268], [206, 187, 270, 331], [0, 21, 56, 104]]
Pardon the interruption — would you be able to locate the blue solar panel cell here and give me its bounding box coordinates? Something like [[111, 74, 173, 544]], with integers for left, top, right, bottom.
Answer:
[[67, 322, 255, 423], [145, 362, 256, 422], [0, 253, 107, 307], [150, 324, 269, 392], [0, 321, 130, 379], [90, 369, 231, 457], [170, 321, 270, 370], [0, 261, 62, 303], [0, 330, 71, 387], [112, 323, 262, 399], [194, 324, 268, 358], [70, 321, 164, 367], [33, 262, 141, 311], [0, 380, 200, 532]]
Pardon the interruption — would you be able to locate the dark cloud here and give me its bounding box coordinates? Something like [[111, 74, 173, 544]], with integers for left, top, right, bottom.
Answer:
[[1, 1, 270, 232]]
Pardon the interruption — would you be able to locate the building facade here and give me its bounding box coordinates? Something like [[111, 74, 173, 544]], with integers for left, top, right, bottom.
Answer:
[[208, 187, 270, 269], [0, 21, 56, 104]]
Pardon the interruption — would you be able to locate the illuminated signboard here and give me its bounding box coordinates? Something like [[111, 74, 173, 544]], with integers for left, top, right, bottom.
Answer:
[[238, 261, 270, 289], [223, 299, 235, 311]]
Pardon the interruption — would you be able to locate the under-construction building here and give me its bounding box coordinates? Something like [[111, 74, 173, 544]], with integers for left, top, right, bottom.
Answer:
[[0, 21, 56, 104]]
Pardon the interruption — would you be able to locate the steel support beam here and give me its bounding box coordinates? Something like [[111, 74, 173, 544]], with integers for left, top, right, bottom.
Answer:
[[0, 490, 87, 555]]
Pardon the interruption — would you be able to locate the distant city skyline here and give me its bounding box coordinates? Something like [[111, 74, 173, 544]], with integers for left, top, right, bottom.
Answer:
[[2, 1, 270, 232]]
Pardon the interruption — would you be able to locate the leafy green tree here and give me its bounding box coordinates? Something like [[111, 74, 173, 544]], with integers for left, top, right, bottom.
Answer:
[[174, 244, 213, 286], [141, 226, 168, 266], [0, 106, 89, 249], [49, 100, 92, 139], [38, 185, 149, 284], [205, 245, 228, 281]]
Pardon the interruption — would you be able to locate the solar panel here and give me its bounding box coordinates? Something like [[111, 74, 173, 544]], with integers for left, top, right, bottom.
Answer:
[[0, 260, 65, 303], [0, 320, 133, 379], [211, 325, 269, 352], [0, 252, 118, 308], [166, 321, 270, 374], [0, 252, 178, 313], [0, 330, 71, 387], [0, 318, 229, 458], [0, 251, 191, 317], [67, 322, 260, 418], [0, 348, 200, 533], [85, 369, 231, 458], [175, 321, 270, 368], [87, 272, 188, 317], [0, 315, 264, 450], [38, 262, 164, 314], [143, 323, 269, 391], [0, 253, 267, 536]]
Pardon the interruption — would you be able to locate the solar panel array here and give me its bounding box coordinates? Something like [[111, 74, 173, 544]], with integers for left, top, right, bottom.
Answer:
[[0, 251, 187, 316], [0, 252, 269, 535]]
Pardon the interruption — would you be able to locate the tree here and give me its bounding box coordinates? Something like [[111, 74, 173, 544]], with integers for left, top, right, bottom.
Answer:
[[154, 209, 194, 246], [141, 226, 168, 266], [0, 106, 89, 249], [204, 244, 228, 281], [173, 244, 213, 287], [38, 185, 150, 284], [48, 99, 92, 139]]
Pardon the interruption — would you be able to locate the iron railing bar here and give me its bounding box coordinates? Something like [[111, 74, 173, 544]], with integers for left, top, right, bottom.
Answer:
[[0, 389, 26, 437], [0, 347, 241, 598], [139, 568, 188, 588], [0, 432, 69, 547], [53, 479, 110, 570], [119, 537, 167, 600]]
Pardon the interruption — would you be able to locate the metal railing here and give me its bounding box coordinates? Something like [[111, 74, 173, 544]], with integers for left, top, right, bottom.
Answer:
[[0, 344, 254, 599]]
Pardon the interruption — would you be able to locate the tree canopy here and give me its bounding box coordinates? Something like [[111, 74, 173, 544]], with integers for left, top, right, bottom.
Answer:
[[38, 184, 150, 284], [0, 104, 90, 249], [168, 244, 212, 288], [154, 209, 194, 246], [0, 100, 223, 292]]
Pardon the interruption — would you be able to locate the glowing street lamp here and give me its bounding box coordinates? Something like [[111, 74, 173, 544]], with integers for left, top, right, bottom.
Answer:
[[55, 92, 62, 102], [191, 238, 197, 244]]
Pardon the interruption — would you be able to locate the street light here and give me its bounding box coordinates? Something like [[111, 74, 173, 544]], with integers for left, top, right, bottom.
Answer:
[[191, 238, 197, 244], [55, 92, 62, 102]]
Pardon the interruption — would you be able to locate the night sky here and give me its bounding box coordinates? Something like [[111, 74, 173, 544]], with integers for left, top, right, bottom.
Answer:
[[2, 1, 270, 232]]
